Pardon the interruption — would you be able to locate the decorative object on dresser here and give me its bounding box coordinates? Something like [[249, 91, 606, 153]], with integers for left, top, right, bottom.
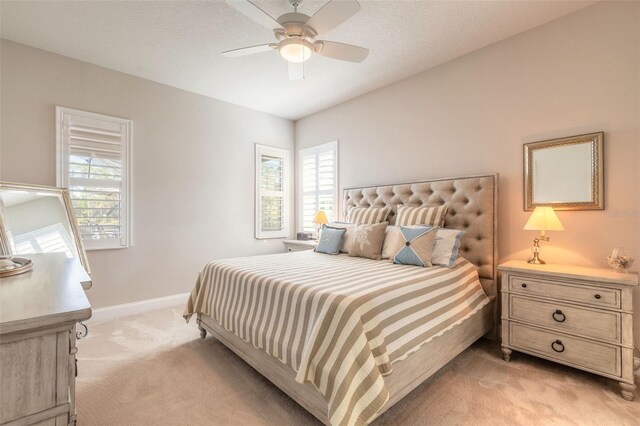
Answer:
[[607, 247, 634, 273], [523, 206, 564, 264], [523, 132, 604, 211], [282, 239, 316, 252], [499, 260, 639, 401], [0, 256, 33, 277], [0, 253, 92, 426]]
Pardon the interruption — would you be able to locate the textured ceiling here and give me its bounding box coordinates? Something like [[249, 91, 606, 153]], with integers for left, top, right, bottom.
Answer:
[[0, 0, 595, 120]]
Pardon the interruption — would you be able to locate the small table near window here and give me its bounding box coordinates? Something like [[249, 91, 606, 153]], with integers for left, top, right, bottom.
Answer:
[[283, 240, 316, 252]]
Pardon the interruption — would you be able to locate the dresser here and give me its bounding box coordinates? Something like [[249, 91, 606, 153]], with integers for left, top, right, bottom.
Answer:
[[282, 239, 316, 252], [0, 253, 92, 426], [499, 260, 639, 401]]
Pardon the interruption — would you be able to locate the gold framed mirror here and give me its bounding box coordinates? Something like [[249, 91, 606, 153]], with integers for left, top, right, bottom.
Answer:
[[524, 132, 604, 211], [0, 182, 91, 274]]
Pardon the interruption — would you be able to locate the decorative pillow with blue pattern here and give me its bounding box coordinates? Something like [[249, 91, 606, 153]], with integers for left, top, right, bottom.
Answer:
[[392, 226, 438, 267], [314, 225, 347, 255]]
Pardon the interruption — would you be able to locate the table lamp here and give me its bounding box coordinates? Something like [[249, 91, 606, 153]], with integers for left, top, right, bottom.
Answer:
[[523, 206, 564, 264], [312, 210, 328, 240]]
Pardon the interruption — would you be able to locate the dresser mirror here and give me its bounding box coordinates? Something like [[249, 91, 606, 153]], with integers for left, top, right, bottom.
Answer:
[[524, 132, 604, 211], [0, 182, 90, 274]]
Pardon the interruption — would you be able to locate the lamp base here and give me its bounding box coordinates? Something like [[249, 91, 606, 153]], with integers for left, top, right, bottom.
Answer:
[[527, 237, 548, 264], [527, 252, 546, 264]]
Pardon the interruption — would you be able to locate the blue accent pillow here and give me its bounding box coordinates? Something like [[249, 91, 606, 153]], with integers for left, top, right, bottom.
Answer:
[[314, 226, 346, 255], [393, 226, 438, 267]]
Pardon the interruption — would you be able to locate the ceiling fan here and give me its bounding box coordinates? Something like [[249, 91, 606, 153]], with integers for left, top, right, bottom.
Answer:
[[223, 0, 368, 80]]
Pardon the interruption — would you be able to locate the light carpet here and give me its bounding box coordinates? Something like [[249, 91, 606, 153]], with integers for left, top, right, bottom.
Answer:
[[77, 307, 639, 425]]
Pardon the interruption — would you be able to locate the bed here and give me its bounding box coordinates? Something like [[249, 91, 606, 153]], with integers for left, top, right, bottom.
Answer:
[[184, 174, 498, 426]]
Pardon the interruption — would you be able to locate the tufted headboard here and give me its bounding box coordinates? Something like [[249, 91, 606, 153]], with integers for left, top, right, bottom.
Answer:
[[343, 174, 498, 295]]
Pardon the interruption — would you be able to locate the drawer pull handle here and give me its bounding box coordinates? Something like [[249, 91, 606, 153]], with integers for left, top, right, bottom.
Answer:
[[521, 283, 527, 288], [594, 294, 601, 300], [552, 310, 566, 323], [551, 340, 565, 353]]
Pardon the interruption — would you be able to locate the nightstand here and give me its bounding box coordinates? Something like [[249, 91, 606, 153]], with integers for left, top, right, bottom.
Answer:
[[499, 260, 639, 400], [282, 239, 316, 252]]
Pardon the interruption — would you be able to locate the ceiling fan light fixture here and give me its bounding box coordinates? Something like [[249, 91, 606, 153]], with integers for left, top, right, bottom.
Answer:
[[278, 37, 312, 63], [224, 0, 368, 75]]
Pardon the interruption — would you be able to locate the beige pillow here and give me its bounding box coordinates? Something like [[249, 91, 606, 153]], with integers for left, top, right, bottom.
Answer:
[[326, 222, 356, 253], [381, 226, 403, 259], [396, 205, 448, 227], [346, 206, 391, 224], [348, 222, 388, 260]]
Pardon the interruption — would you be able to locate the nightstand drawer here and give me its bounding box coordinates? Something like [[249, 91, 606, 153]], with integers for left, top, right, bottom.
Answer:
[[282, 240, 316, 252], [509, 275, 620, 308], [509, 295, 620, 342], [509, 323, 621, 377], [286, 245, 312, 252]]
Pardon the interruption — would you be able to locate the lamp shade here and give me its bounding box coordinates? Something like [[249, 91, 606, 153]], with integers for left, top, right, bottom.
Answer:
[[312, 210, 329, 225], [523, 207, 564, 231]]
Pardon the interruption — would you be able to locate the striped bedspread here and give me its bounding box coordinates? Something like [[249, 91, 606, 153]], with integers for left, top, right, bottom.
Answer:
[[184, 251, 489, 426]]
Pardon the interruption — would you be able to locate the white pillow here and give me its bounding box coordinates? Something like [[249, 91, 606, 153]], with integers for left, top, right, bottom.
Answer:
[[432, 228, 466, 267]]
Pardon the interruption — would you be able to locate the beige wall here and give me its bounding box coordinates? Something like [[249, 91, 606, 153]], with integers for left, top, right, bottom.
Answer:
[[0, 39, 295, 309], [295, 2, 640, 344]]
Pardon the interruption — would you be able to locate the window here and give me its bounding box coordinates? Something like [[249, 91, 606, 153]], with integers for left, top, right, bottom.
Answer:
[[56, 107, 132, 250], [298, 141, 338, 233], [255, 144, 290, 239]]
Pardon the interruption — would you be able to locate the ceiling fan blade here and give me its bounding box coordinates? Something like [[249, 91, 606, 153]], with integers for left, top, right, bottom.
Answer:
[[225, 0, 284, 31], [222, 44, 276, 58], [288, 61, 304, 81], [314, 41, 368, 63], [305, 0, 361, 36]]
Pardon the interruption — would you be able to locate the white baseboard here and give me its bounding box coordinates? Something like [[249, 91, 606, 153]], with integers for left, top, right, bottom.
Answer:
[[89, 292, 190, 323]]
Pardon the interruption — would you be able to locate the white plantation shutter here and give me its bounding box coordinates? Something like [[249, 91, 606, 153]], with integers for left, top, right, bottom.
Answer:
[[56, 107, 132, 250], [298, 141, 338, 233], [255, 144, 290, 239]]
